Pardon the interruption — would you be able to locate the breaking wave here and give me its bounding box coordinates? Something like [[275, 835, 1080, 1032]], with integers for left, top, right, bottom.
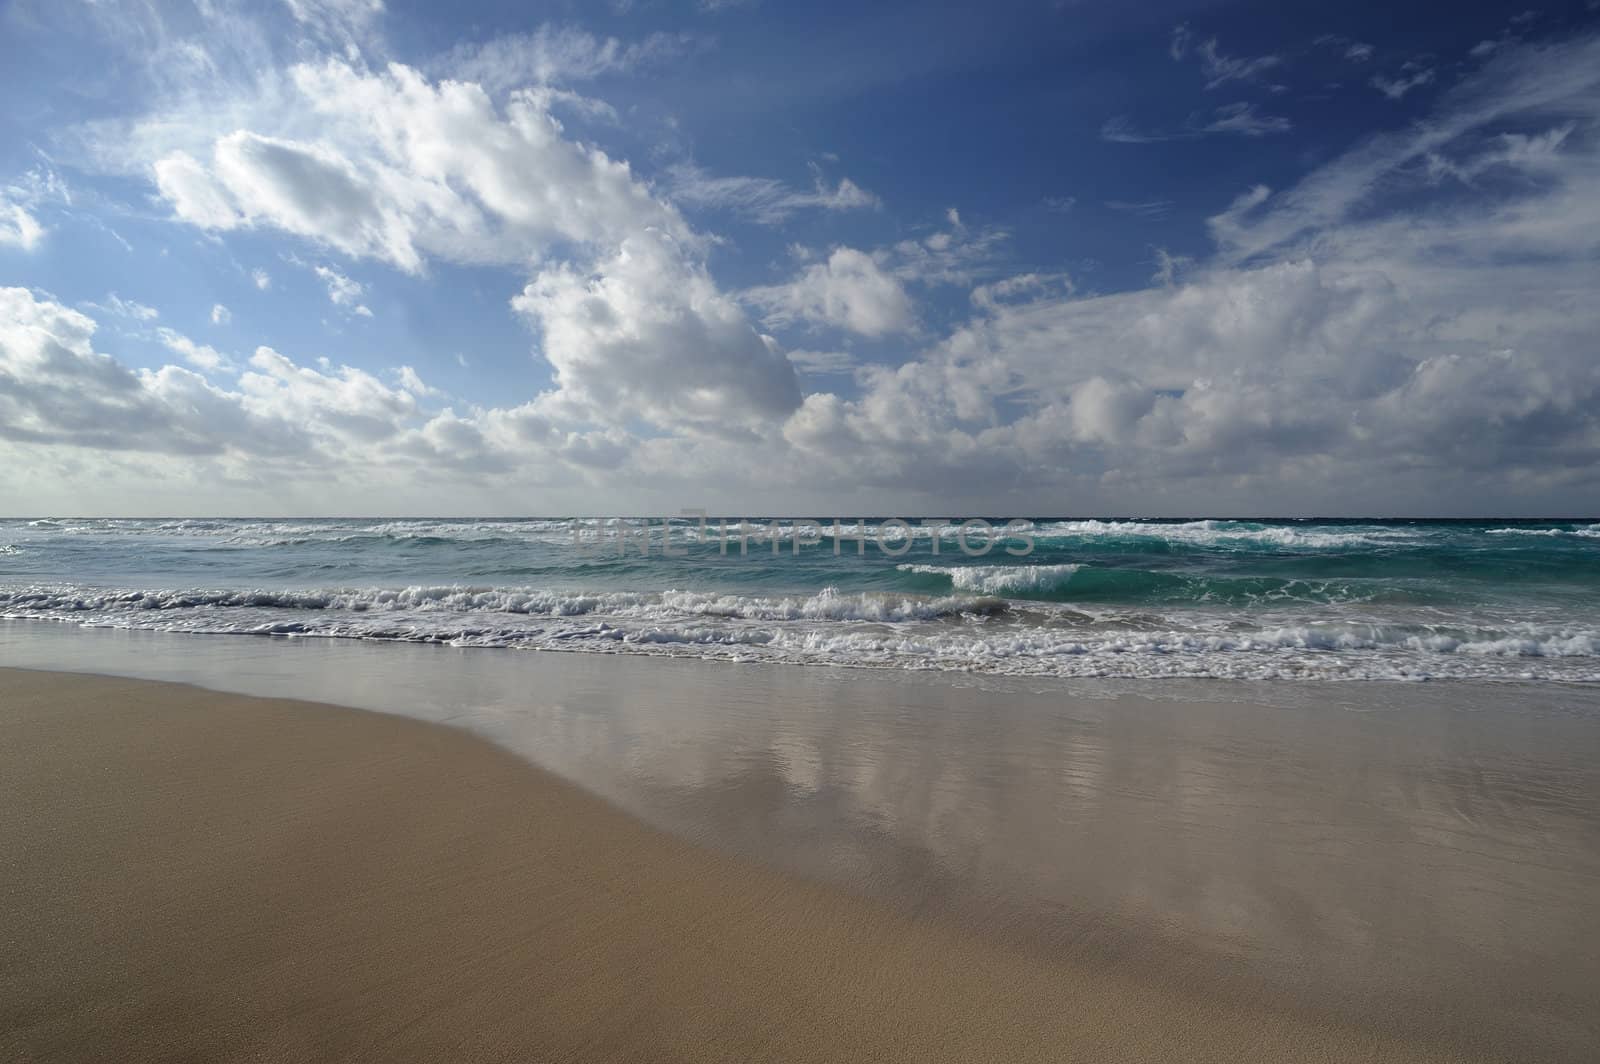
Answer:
[[3, 516, 1596, 683], [2, 581, 1597, 683]]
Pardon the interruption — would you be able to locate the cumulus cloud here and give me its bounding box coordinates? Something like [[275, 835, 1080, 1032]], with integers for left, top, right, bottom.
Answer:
[[122, 54, 802, 440], [17, 15, 1600, 513], [0, 289, 291, 456], [512, 229, 801, 433], [211, 303, 231, 325], [780, 249, 1600, 510], [312, 264, 372, 316], [0, 287, 596, 490], [772, 35, 1600, 511], [148, 59, 691, 272], [743, 247, 915, 337], [740, 211, 1008, 343], [158, 327, 231, 372]]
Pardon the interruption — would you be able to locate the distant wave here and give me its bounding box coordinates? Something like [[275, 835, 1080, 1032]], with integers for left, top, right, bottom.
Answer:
[[1028, 519, 1425, 550], [1486, 525, 1600, 539]]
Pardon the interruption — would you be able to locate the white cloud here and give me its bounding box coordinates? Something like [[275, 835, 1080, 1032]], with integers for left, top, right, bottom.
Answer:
[[1371, 66, 1436, 100], [883, 211, 1010, 287], [396, 365, 442, 398], [252, 268, 272, 290], [312, 264, 372, 317], [1105, 199, 1175, 219], [110, 51, 807, 446], [668, 163, 878, 224], [432, 25, 696, 94], [1102, 104, 1291, 143], [153, 151, 243, 229], [1211, 34, 1600, 265], [0, 288, 593, 499], [211, 303, 232, 325], [745, 212, 1008, 341], [0, 197, 44, 251], [772, 35, 1600, 510], [282, 0, 386, 47], [969, 272, 1074, 313], [744, 247, 915, 337], [0, 289, 281, 456], [512, 229, 801, 433], [1201, 102, 1292, 137], [1099, 117, 1162, 144], [1169, 24, 1194, 62], [0, 168, 64, 252], [1185, 35, 1282, 90], [157, 327, 231, 372], [86, 293, 161, 321], [1315, 35, 1375, 63], [20, 15, 1600, 514], [146, 59, 692, 272], [786, 349, 857, 375]]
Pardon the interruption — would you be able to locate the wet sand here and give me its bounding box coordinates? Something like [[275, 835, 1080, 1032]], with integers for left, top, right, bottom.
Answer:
[[0, 666, 1542, 1064], [3, 630, 1599, 1061]]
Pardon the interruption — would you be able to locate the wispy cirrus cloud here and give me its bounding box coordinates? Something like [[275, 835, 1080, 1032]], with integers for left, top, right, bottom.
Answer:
[[667, 163, 878, 224], [1103, 199, 1175, 219], [1315, 35, 1375, 63], [1371, 64, 1436, 100], [1170, 25, 1283, 89], [0, 166, 68, 252], [430, 24, 700, 94], [1101, 103, 1291, 143]]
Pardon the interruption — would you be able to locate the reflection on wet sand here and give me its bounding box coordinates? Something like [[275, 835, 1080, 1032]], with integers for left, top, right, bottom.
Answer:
[[5, 620, 1598, 1060]]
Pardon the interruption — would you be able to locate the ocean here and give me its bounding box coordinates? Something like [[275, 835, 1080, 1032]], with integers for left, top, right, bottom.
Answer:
[[2, 517, 1598, 683]]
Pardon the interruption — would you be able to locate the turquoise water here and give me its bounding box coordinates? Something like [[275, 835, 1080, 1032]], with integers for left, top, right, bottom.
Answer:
[[2, 517, 1597, 682]]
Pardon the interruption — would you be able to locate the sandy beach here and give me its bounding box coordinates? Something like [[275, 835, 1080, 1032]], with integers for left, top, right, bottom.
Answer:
[[4, 657, 1599, 1063], [9, 666, 1575, 1063]]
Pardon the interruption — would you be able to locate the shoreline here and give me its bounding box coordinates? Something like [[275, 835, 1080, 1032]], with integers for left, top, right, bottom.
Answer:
[[4, 625, 1599, 1060], [1, 666, 1506, 1063]]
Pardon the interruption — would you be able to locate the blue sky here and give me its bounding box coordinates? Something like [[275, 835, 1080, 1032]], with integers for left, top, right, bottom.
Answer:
[[2, 0, 1599, 515]]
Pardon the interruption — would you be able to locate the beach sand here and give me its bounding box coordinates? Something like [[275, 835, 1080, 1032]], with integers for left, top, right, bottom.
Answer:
[[0, 666, 1589, 1062]]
